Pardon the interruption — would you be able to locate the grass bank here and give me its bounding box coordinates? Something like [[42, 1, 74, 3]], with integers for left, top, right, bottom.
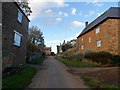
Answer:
[[56, 56, 95, 68], [81, 75, 119, 89], [2, 66, 37, 89]]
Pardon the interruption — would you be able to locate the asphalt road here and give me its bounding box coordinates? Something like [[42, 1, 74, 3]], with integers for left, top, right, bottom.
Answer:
[[27, 56, 89, 88]]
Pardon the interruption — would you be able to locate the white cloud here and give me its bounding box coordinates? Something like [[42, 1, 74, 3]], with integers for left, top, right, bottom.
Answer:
[[47, 40, 62, 44], [29, 0, 66, 20], [92, 0, 104, 7], [58, 11, 63, 15], [56, 18, 62, 22], [64, 13, 68, 17], [71, 8, 76, 15], [71, 21, 83, 27], [45, 9, 52, 13], [65, 4, 69, 7]]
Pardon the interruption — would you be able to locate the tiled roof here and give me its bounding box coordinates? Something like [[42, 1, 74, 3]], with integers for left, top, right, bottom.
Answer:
[[77, 7, 120, 38]]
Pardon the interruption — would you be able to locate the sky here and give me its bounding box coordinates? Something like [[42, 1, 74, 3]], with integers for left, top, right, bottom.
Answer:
[[28, 0, 119, 53]]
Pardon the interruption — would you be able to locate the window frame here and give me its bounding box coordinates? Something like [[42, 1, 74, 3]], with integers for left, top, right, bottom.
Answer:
[[96, 27, 100, 34], [81, 45, 84, 50], [17, 9, 23, 23], [97, 40, 102, 47], [13, 30, 22, 47], [89, 37, 91, 42]]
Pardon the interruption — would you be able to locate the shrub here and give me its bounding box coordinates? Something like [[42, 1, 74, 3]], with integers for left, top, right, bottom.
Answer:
[[71, 52, 84, 62], [85, 51, 112, 65], [112, 55, 120, 66]]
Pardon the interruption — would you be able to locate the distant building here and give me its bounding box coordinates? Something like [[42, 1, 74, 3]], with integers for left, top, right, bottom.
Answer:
[[77, 7, 120, 55], [44, 47, 51, 55], [2, 2, 30, 70], [57, 39, 77, 54], [57, 43, 62, 54]]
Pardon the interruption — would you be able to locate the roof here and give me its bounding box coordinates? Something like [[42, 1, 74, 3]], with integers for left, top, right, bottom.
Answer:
[[14, 2, 30, 22], [77, 7, 120, 38]]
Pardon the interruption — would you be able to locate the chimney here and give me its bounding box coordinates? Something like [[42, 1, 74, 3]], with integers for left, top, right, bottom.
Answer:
[[85, 21, 88, 27]]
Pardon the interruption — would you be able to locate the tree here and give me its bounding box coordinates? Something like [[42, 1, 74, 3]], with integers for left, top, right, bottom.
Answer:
[[17, 1, 32, 16], [28, 26, 45, 47], [62, 43, 72, 52]]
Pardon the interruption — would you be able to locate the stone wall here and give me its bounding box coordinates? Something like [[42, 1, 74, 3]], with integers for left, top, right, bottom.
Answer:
[[2, 2, 29, 70], [77, 18, 120, 55]]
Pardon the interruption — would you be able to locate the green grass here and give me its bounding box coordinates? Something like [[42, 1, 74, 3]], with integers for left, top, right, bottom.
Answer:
[[2, 66, 37, 89], [30, 56, 46, 64], [81, 75, 119, 89], [56, 56, 95, 68]]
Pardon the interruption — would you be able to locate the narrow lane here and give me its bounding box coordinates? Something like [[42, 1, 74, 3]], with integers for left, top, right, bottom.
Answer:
[[27, 56, 89, 88]]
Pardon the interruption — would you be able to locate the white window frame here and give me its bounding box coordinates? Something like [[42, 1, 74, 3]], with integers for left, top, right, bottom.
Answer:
[[13, 30, 22, 47], [89, 37, 91, 42], [96, 27, 100, 34], [18, 9, 23, 23], [97, 40, 102, 47], [81, 45, 84, 50]]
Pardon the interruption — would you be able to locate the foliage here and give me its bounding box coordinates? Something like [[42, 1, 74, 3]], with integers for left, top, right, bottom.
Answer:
[[27, 26, 45, 63], [28, 26, 45, 46], [51, 52, 55, 56], [85, 51, 113, 65], [2, 66, 37, 89], [71, 52, 84, 62], [56, 56, 95, 67], [62, 50, 84, 62], [61, 43, 72, 52], [112, 55, 120, 66], [28, 56, 46, 64], [18, 2, 32, 16]]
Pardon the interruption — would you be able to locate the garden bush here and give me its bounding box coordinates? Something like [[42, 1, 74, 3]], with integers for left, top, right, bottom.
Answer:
[[112, 55, 120, 66], [85, 51, 112, 65], [71, 52, 84, 62]]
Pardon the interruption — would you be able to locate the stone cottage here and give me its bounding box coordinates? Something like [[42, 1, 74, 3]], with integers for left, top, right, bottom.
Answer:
[[2, 2, 30, 70], [77, 7, 120, 55]]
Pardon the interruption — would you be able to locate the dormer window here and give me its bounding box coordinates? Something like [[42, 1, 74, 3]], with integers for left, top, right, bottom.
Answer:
[[18, 9, 23, 23]]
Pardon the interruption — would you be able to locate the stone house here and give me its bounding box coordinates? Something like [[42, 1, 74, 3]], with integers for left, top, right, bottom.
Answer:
[[2, 2, 30, 70], [44, 47, 51, 55], [77, 7, 120, 55]]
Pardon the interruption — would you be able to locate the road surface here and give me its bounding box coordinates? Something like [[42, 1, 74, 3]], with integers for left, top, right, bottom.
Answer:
[[27, 56, 89, 88]]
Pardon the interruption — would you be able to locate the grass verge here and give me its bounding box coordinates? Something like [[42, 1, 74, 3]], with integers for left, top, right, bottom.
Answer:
[[30, 56, 46, 64], [55, 56, 95, 68], [2, 66, 37, 89], [81, 75, 119, 89]]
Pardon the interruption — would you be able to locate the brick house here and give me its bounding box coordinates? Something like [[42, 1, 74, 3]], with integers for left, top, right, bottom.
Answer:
[[2, 2, 30, 70], [77, 7, 120, 55]]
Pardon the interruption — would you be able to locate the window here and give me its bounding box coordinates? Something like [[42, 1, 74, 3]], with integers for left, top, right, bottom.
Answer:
[[96, 27, 100, 34], [97, 40, 102, 47], [81, 45, 84, 49], [89, 37, 91, 42], [81, 38, 83, 41], [18, 9, 23, 23], [14, 30, 22, 46]]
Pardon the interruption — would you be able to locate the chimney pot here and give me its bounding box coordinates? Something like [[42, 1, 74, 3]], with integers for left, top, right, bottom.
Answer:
[[85, 21, 88, 27]]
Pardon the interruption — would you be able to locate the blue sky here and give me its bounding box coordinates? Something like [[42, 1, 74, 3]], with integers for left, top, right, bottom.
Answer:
[[29, 0, 119, 53]]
